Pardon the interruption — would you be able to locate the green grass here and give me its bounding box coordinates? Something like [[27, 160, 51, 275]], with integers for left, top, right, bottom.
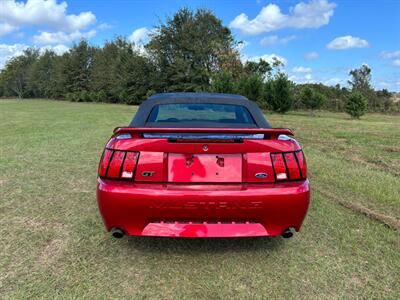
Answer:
[[1, 99, 399, 299]]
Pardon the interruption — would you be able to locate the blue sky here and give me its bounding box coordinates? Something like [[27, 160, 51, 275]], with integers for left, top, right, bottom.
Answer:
[[1, 0, 399, 91]]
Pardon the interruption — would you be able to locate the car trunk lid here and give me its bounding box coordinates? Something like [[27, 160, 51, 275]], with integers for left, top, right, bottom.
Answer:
[[101, 127, 305, 183]]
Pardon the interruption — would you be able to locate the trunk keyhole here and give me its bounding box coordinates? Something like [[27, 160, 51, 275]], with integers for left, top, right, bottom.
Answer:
[[216, 157, 224, 167]]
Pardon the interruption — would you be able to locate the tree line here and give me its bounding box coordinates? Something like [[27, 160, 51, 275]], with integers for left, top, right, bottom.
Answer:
[[0, 8, 397, 117]]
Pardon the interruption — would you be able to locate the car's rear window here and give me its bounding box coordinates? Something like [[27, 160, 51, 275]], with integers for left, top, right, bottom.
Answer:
[[146, 103, 255, 125]]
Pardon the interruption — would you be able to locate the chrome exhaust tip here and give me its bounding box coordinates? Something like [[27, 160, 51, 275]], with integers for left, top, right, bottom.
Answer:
[[281, 228, 294, 239], [111, 228, 125, 238]]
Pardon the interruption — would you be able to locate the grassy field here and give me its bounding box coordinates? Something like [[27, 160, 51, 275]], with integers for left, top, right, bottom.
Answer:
[[1, 99, 399, 299]]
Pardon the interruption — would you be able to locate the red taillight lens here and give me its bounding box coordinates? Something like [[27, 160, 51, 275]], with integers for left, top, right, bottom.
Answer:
[[271, 153, 287, 181], [121, 152, 139, 178], [295, 151, 307, 178], [271, 150, 307, 182], [98, 149, 139, 179], [107, 151, 126, 178], [98, 149, 113, 177], [284, 152, 301, 180]]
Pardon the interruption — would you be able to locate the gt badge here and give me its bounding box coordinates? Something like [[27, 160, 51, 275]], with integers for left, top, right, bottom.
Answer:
[[141, 171, 155, 177], [255, 172, 268, 178]]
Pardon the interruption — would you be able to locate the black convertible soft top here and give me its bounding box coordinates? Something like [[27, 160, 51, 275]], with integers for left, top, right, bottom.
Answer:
[[129, 92, 271, 128]]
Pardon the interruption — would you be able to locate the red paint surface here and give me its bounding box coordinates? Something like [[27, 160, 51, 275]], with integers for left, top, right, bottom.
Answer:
[[168, 154, 242, 183]]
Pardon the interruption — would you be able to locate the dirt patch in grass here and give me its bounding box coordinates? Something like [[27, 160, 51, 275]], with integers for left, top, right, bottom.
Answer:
[[383, 145, 400, 153], [24, 218, 68, 232], [307, 137, 399, 177], [317, 188, 400, 231], [38, 238, 66, 266]]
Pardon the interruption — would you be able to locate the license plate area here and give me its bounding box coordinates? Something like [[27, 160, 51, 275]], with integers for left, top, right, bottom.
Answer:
[[168, 154, 242, 183]]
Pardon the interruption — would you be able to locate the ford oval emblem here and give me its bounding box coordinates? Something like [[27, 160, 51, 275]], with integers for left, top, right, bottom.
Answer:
[[255, 172, 268, 178]]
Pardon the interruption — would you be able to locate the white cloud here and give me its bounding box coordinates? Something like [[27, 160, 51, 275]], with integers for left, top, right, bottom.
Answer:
[[39, 44, 69, 55], [128, 27, 150, 44], [260, 35, 296, 46], [375, 77, 400, 91], [0, 22, 18, 36], [327, 35, 369, 50], [323, 77, 346, 86], [289, 73, 313, 84], [292, 66, 312, 73], [0, 43, 28, 68], [230, 0, 336, 35], [380, 50, 400, 67], [304, 51, 319, 60], [33, 29, 96, 44], [0, 43, 69, 69], [98, 23, 113, 30], [0, 0, 96, 35], [380, 50, 400, 59], [242, 53, 287, 66]]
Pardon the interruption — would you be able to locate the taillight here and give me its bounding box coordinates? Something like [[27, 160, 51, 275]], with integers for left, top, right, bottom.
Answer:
[[295, 151, 307, 178], [271, 153, 287, 180], [107, 151, 125, 178], [271, 150, 307, 182], [121, 152, 139, 178], [98, 149, 113, 177], [98, 149, 139, 179], [284, 152, 301, 180]]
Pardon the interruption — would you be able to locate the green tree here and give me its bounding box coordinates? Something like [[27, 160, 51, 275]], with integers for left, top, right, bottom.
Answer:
[[28, 50, 58, 98], [348, 64, 379, 111], [268, 73, 293, 113], [376, 89, 393, 112], [60, 40, 95, 94], [0, 49, 39, 98], [91, 37, 132, 101], [346, 92, 368, 118], [243, 59, 272, 79], [211, 71, 235, 94], [146, 8, 237, 92], [260, 80, 273, 109], [348, 64, 372, 93], [237, 74, 263, 102], [300, 87, 326, 115], [118, 48, 155, 104]]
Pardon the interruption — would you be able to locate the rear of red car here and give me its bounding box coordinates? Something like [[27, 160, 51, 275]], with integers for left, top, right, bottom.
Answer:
[[96, 93, 310, 238]]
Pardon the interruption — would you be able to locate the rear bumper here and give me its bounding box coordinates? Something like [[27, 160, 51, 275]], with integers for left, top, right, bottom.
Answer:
[[96, 179, 310, 237]]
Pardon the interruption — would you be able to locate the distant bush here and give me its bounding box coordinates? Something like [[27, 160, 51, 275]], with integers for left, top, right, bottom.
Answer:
[[145, 89, 157, 99], [87, 90, 107, 102], [65, 91, 92, 102], [237, 74, 263, 102], [97, 90, 107, 102], [300, 87, 313, 110], [80, 90, 92, 102], [65, 92, 74, 102], [88, 91, 98, 102], [119, 90, 129, 103], [346, 92, 368, 118], [300, 87, 326, 115], [261, 80, 273, 109], [268, 73, 293, 113], [211, 72, 236, 94]]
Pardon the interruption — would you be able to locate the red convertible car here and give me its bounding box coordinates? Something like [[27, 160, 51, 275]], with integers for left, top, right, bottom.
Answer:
[[97, 93, 310, 238]]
